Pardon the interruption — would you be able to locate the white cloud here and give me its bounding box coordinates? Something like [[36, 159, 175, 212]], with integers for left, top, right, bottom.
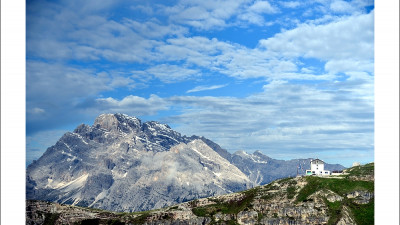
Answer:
[[163, 0, 281, 29], [27, 71, 374, 163], [327, 0, 374, 14], [280, 1, 301, 8], [27, 4, 188, 63], [330, 0, 355, 13], [324, 59, 374, 74], [152, 36, 341, 80], [259, 11, 374, 62], [93, 95, 169, 115], [165, 77, 373, 155], [238, 0, 279, 26], [124, 19, 188, 39], [146, 64, 201, 83], [300, 67, 314, 73], [26, 61, 136, 104], [26, 61, 137, 133], [165, 0, 249, 30], [187, 84, 228, 93], [27, 61, 113, 103], [131, 5, 154, 15], [248, 0, 278, 13], [29, 107, 45, 115]]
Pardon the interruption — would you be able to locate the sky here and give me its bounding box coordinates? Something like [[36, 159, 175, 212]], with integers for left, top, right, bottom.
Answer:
[[26, 0, 375, 167]]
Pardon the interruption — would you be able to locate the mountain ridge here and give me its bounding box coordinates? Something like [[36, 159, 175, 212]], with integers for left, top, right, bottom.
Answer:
[[27, 113, 345, 212]]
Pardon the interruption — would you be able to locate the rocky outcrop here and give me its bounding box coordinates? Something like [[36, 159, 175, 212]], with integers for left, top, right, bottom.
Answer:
[[312, 189, 344, 202], [337, 206, 357, 225], [346, 191, 374, 204]]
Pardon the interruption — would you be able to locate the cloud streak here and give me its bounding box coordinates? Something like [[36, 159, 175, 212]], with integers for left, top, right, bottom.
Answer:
[[187, 84, 228, 93]]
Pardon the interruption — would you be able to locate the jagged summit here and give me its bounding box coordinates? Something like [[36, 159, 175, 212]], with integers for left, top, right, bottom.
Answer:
[[27, 113, 252, 212], [93, 113, 142, 132]]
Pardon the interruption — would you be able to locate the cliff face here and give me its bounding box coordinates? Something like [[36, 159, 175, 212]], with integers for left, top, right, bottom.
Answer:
[[26, 163, 374, 225]]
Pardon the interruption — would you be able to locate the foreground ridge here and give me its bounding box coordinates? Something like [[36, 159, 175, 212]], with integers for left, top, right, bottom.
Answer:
[[26, 163, 374, 225]]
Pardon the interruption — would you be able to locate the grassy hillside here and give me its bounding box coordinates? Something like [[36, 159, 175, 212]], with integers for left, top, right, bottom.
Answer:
[[27, 163, 374, 225]]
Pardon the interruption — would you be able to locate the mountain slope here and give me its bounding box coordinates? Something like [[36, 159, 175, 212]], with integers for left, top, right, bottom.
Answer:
[[27, 163, 374, 225], [26, 113, 252, 212]]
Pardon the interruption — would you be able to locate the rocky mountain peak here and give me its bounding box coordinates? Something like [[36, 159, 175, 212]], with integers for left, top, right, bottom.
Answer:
[[253, 150, 265, 156], [27, 114, 253, 212], [93, 113, 141, 133], [93, 114, 120, 132]]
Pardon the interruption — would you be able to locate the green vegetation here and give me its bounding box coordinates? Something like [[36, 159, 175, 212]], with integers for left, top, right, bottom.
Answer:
[[346, 163, 374, 177], [106, 219, 125, 225], [325, 199, 343, 225], [75, 218, 100, 225], [262, 183, 280, 191], [348, 198, 374, 225], [276, 177, 292, 184], [189, 199, 199, 208], [276, 177, 297, 185], [296, 176, 373, 202], [128, 211, 152, 224], [224, 219, 240, 225], [258, 181, 280, 200], [260, 192, 276, 201], [167, 205, 179, 210], [192, 188, 257, 217], [75, 218, 123, 225], [295, 163, 374, 225], [286, 186, 296, 199], [257, 212, 265, 223], [43, 212, 60, 225]]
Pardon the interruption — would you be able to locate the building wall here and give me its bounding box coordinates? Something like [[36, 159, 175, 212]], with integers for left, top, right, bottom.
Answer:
[[306, 159, 330, 176], [310, 160, 325, 172]]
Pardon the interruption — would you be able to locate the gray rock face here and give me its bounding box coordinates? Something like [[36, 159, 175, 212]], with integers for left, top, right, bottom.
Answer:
[[26, 113, 252, 212], [346, 190, 374, 204]]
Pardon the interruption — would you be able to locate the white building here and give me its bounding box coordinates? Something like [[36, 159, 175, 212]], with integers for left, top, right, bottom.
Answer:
[[305, 159, 331, 176]]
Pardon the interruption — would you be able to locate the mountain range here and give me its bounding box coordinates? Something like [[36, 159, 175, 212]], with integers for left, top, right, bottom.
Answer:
[[26, 163, 374, 225], [26, 113, 345, 212]]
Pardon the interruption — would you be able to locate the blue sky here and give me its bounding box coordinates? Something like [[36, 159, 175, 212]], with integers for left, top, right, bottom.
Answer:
[[26, 0, 375, 167]]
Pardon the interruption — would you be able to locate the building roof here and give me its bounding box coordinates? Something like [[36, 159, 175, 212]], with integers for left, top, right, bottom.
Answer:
[[310, 159, 325, 164]]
